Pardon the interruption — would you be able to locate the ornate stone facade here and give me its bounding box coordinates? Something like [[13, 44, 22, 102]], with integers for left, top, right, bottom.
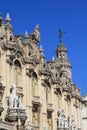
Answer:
[[0, 13, 84, 130], [81, 94, 87, 130]]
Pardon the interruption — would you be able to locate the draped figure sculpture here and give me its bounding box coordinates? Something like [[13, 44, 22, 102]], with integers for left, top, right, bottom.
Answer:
[[8, 82, 23, 109]]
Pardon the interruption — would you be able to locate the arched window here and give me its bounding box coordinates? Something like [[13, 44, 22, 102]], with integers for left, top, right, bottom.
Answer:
[[56, 88, 62, 109], [14, 60, 21, 86], [45, 80, 51, 104], [31, 71, 38, 96], [47, 111, 52, 130]]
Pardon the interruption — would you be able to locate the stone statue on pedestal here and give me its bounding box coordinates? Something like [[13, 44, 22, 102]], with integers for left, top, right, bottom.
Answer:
[[34, 24, 40, 42], [18, 95, 23, 109], [8, 82, 23, 109], [68, 114, 77, 130], [57, 109, 68, 129], [8, 82, 18, 109], [30, 24, 40, 43], [65, 119, 68, 128]]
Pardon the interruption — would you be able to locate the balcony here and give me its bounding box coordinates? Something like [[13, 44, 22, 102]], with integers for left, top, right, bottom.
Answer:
[[32, 96, 41, 107], [47, 103, 53, 112]]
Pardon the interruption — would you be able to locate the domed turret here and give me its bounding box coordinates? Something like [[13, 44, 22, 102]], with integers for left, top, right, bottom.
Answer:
[[55, 29, 72, 80], [57, 42, 67, 52], [56, 42, 67, 57], [56, 29, 67, 60]]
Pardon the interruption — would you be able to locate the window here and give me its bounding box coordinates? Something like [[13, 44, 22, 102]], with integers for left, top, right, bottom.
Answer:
[[45, 80, 51, 104], [14, 60, 21, 86], [31, 72, 38, 96], [32, 105, 40, 126], [47, 111, 52, 130]]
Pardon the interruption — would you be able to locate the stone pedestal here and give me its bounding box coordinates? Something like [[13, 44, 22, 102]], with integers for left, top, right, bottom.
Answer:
[[5, 109, 27, 123]]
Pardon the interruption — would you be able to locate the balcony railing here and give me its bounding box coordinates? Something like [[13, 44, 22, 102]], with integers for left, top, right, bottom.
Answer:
[[47, 103, 53, 112], [32, 96, 41, 106]]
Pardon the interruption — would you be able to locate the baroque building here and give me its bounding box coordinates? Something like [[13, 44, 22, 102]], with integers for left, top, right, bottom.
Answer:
[[81, 94, 87, 130], [0, 13, 83, 130]]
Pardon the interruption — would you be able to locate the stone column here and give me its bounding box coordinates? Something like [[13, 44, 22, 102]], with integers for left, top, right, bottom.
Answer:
[[38, 77, 42, 130], [68, 100, 71, 116], [70, 98, 73, 115], [1, 52, 7, 119], [42, 113, 47, 130], [6, 51, 11, 96], [28, 77, 33, 125], [78, 102, 82, 129], [38, 76, 41, 99], [26, 67, 33, 129], [42, 75, 47, 130], [61, 94, 64, 109]]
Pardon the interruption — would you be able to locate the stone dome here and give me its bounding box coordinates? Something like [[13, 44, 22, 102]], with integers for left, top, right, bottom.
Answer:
[[57, 42, 67, 52], [56, 42, 67, 57]]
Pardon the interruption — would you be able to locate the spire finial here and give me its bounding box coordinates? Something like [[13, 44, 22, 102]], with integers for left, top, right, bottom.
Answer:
[[40, 45, 43, 52], [52, 56, 55, 61], [58, 28, 65, 43], [25, 31, 28, 36], [35, 24, 39, 29], [5, 13, 11, 22], [25, 31, 28, 35], [24, 31, 29, 39]]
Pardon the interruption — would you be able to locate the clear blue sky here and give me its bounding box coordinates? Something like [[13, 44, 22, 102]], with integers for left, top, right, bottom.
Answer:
[[0, 0, 87, 96]]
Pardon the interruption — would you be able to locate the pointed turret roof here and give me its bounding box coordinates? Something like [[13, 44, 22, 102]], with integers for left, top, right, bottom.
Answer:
[[5, 13, 11, 22], [24, 31, 29, 39]]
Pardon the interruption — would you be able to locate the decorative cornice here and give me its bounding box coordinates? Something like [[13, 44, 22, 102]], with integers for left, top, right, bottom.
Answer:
[[39, 69, 52, 77], [6, 42, 23, 53], [63, 86, 72, 93], [23, 56, 39, 66], [51, 78, 61, 85], [56, 59, 72, 68], [47, 103, 54, 113], [72, 93, 82, 101], [32, 96, 42, 107]]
